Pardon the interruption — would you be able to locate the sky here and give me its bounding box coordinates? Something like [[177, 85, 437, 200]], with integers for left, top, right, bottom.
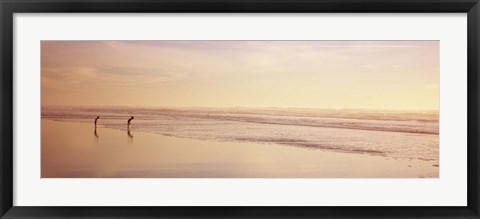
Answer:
[[41, 41, 439, 110]]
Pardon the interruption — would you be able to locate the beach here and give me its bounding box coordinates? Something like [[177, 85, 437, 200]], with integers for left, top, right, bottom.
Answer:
[[41, 119, 439, 178], [40, 41, 440, 178]]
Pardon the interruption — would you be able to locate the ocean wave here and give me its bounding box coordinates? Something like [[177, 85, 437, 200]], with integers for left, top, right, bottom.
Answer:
[[41, 106, 439, 161], [42, 106, 438, 134]]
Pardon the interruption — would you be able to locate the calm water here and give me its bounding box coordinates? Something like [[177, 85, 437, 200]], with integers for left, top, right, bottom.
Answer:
[[42, 106, 439, 161]]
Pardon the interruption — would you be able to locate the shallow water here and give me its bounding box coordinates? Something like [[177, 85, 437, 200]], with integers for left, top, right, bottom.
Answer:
[[42, 106, 439, 162], [41, 120, 438, 178]]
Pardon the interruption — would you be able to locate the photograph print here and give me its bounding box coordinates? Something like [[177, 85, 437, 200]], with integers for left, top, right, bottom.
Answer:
[[41, 40, 439, 178]]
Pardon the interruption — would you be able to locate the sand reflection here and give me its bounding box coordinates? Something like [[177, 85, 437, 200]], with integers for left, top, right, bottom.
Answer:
[[127, 127, 134, 138], [41, 119, 439, 178]]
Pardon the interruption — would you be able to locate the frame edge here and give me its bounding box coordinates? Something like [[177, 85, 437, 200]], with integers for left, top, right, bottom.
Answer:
[[1, 0, 479, 218]]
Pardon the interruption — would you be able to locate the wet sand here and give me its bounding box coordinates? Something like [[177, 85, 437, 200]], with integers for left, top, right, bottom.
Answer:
[[41, 119, 438, 178]]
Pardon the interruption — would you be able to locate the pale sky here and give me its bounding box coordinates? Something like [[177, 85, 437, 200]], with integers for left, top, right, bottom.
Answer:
[[41, 41, 439, 110]]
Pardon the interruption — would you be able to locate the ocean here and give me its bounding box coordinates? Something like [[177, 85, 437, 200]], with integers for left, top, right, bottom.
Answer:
[[42, 106, 439, 162]]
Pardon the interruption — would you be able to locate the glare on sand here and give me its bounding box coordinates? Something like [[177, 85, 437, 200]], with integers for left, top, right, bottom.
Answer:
[[41, 120, 438, 178]]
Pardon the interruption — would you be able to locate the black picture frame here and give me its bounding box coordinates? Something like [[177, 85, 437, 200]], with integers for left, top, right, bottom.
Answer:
[[1, 0, 479, 218]]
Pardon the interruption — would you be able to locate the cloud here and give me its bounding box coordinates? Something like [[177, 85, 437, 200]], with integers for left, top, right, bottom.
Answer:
[[41, 40, 439, 109], [42, 65, 186, 91]]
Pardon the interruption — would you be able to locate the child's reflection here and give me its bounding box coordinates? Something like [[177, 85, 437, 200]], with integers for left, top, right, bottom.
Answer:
[[128, 127, 134, 139]]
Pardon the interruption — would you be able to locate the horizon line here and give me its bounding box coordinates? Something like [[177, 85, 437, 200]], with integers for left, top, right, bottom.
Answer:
[[41, 105, 440, 112]]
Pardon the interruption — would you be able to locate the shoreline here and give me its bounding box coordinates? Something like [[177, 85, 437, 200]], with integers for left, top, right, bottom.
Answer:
[[42, 113, 439, 136], [42, 118, 438, 160], [41, 119, 439, 178]]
